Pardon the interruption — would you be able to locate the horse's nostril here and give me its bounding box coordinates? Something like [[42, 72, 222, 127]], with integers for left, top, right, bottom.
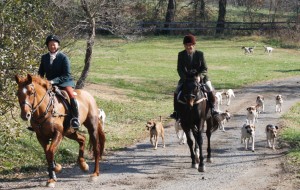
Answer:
[[26, 113, 31, 120]]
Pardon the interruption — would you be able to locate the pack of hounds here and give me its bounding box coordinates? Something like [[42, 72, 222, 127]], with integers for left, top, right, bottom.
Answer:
[[242, 94, 283, 152], [99, 89, 283, 152], [143, 89, 284, 154]]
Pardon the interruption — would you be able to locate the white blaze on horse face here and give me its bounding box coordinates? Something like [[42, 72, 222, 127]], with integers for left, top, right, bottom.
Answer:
[[22, 87, 28, 94]]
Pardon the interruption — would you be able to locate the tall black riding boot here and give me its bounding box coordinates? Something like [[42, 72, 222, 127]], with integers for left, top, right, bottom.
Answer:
[[170, 93, 178, 120], [70, 98, 80, 130], [207, 91, 219, 116]]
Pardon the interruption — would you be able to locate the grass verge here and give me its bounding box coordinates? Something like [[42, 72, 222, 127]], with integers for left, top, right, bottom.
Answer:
[[280, 102, 300, 168]]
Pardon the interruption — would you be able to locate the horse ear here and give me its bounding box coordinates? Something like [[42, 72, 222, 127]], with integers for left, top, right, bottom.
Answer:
[[27, 74, 33, 83], [15, 75, 20, 84]]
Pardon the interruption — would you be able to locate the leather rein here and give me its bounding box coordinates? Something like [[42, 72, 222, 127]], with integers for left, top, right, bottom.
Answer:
[[177, 82, 207, 105]]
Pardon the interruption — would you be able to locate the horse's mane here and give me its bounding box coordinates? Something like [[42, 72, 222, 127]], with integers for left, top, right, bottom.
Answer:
[[30, 75, 51, 90]]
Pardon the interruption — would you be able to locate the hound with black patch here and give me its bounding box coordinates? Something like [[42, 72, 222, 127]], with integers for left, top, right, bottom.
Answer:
[[217, 110, 231, 131], [242, 46, 255, 54], [241, 124, 255, 152]]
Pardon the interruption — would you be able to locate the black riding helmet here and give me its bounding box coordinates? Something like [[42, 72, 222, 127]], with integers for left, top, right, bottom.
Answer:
[[45, 35, 60, 46]]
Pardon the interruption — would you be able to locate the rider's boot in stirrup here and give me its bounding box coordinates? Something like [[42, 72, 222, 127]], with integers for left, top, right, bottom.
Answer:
[[70, 98, 80, 130]]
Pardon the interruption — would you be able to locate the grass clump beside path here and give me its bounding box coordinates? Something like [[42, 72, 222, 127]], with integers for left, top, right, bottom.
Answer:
[[280, 103, 300, 167]]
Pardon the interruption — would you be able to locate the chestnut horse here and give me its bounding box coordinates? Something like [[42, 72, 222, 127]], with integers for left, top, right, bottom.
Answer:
[[15, 74, 105, 187], [177, 71, 219, 172]]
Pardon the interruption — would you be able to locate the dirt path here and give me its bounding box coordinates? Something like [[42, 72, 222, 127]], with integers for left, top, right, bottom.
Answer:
[[1, 77, 300, 190]]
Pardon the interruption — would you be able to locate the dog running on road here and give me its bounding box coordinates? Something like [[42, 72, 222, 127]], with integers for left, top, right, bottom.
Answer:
[[246, 106, 258, 124], [217, 110, 231, 131], [145, 116, 165, 150], [215, 91, 224, 111], [265, 124, 279, 150], [223, 89, 235, 106], [275, 94, 283, 112], [256, 95, 265, 113], [241, 124, 256, 152]]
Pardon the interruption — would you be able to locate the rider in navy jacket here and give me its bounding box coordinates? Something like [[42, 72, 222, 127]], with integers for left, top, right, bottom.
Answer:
[[38, 35, 80, 130]]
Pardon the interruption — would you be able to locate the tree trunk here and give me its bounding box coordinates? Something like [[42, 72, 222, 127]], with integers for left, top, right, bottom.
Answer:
[[163, 0, 175, 35], [76, 0, 95, 89], [199, 0, 206, 20], [216, 0, 227, 34]]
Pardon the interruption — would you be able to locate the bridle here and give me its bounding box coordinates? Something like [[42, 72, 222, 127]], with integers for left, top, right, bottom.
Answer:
[[21, 83, 55, 121]]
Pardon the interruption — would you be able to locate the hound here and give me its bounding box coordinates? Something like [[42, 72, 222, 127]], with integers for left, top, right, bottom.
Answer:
[[275, 94, 283, 112], [174, 119, 186, 144], [266, 124, 279, 150], [256, 95, 265, 113], [246, 106, 258, 124], [98, 108, 106, 130], [145, 117, 165, 150], [223, 89, 235, 106], [242, 46, 255, 54], [217, 110, 231, 131], [215, 91, 224, 111], [241, 124, 256, 152], [264, 46, 273, 53]]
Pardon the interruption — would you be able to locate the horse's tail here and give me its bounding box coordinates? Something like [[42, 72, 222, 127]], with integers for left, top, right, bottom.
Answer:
[[98, 121, 106, 158]]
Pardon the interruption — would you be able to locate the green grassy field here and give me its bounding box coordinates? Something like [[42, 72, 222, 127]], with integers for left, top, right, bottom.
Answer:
[[1, 36, 299, 175]]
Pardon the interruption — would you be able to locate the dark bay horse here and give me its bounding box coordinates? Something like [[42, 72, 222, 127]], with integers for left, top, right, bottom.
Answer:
[[177, 72, 219, 172], [15, 74, 105, 187]]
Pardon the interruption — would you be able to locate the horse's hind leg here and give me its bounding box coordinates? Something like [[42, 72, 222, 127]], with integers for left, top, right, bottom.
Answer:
[[85, 119, 105, 179], [66, 132, 89, 172]]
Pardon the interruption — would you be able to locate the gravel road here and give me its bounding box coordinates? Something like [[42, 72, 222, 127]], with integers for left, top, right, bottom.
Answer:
[[1, 77, 300, 190]]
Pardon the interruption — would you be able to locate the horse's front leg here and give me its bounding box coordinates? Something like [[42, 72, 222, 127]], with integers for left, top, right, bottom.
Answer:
[[194, 122, 205, 172], [38, 131, 63, 187], [195, 131, 205, 172], [183, 129, 197, 169]]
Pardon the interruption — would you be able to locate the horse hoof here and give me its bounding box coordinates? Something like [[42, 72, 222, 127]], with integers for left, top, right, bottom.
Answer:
[[192, 164, 198, 169], [198, 166, 206, 172], [80, 162, 89, 172], [54, 163, 62, 173], [88, 173, 99, 182], [207, 158, 213, 163], [46, 180, 56, 187]]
